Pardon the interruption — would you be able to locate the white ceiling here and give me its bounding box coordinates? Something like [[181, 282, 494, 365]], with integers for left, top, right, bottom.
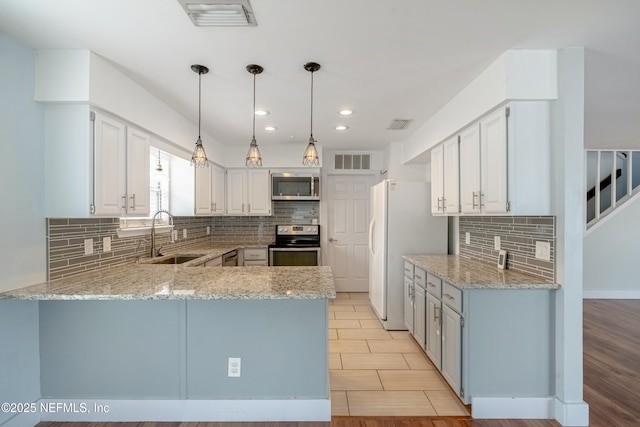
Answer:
[[1, 0, 639, 153]]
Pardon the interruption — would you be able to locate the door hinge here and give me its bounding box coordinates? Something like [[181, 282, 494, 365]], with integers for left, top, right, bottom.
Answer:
[[460, 317, 465, 327], [505, 106, 511, 117], [90, 204, 95, 215], [506, 201, 511, 212], [90, 111, 96, 121], [460, 388, 465, 398]]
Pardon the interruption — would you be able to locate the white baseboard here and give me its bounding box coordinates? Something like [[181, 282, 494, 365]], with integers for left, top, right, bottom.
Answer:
[[554, 398, 589, 426], [583, 290, 640, 299], [471, 397, 554, 419], [37, 399, 331, 422]]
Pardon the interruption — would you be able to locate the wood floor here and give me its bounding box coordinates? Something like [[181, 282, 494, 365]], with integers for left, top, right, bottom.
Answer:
[[36, 299, 640, 427]]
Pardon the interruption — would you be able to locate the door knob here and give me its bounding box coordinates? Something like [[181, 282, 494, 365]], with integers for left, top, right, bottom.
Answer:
[[329, 237, 338, 242]]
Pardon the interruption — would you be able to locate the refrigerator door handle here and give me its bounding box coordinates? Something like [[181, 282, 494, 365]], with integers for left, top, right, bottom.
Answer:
[[368, 218, 375, 257]]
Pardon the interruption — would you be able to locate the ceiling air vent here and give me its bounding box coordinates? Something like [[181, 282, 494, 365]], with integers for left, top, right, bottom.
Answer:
[[178, 0, 257, 26], [387, 119, 413, 130], [334, 154, 371, 170]]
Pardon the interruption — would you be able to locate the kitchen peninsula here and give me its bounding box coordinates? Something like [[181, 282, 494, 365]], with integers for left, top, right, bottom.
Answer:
[[0, 256, 335, 423]]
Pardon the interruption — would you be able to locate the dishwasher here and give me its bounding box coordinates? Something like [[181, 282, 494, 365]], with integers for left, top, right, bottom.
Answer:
[[222, 250, 238, 267]]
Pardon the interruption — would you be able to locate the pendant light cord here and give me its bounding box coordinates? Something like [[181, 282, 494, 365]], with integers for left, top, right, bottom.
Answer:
[[310, 70, 314, 140], [198, 71, 202, 139], [252, 73, 256, 139]]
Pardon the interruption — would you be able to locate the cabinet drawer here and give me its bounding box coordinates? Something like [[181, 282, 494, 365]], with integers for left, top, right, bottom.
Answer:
[[404, 261, 414, 278], [442, 282, 462, 313], [244, 248, 267, 260], [413, 267, 426, 289], [426, 273, 442, 297], [244, 260, 267, 266]]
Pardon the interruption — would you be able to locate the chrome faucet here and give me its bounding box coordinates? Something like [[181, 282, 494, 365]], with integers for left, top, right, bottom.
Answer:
[[151, 209, 174, 258]]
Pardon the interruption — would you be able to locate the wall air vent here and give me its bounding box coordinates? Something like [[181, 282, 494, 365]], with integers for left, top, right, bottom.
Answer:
[[334, 153, 371, 170], [178, 0, 257, 26], [387, 119, 413, 130]]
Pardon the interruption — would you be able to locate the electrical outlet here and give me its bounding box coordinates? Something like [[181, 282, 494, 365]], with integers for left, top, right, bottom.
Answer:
[[228, 357, 241, 377], [103, 236, 111, 252], [172, 230, 178, 242], [183, 229, 188, 239], [84, 238, 93, 255], [494, 236, 501, 250], [465, 232, 471, 245], [535, 241, 551, 261], [207, 226, 210, 235]]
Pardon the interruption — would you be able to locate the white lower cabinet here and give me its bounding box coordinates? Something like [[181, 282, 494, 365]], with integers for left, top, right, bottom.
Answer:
[[403, 276, 414, 333], [413, 283, 426, 349], [425, 292, 442, 369], [243, 248, 268, 266]]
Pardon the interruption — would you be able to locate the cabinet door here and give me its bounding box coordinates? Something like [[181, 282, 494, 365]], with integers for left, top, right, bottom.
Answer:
[[211, 164, 226, 214], [413, 284, 426, 349], [93, 112, 126, 216], [226, 169, 246, 215], [403, 276, 414, 333], [430, 144, 444, 214], [459, 123, 481, 213], [125, 127, 150, 216], [481, 108, 508, 213], [194, 162, 213, 215], [247, 169, 271, 215], [425, 292, 442, 369], [443, 136, 459, 214], [442, 304, 462, 398]]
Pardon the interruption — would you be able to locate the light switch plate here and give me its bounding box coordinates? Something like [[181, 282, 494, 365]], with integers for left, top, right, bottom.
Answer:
[[84, 238, 93, 255], [207, 226, 210, 235], [465, 232, 471, 245], [103, 236, 111, 252], [494, 236, 501, 250], [535, 241, 551, 261]]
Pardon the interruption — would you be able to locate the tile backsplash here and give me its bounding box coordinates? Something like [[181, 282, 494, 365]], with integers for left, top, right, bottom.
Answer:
[[459, 216, 555, 281], [46, 201, 319, 279]]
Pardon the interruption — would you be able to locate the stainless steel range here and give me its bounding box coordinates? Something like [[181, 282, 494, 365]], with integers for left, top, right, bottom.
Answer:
[[269, 225, 321, 266]]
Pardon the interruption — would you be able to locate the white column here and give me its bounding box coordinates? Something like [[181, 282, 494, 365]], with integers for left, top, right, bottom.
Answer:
[[551, 47, 589, 426]]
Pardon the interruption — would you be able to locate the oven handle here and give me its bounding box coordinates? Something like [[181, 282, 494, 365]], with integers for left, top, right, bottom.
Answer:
[[269, 247, 321, 252]]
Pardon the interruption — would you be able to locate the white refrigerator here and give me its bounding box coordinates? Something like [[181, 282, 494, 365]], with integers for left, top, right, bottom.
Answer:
[[368, 180, 447, 330]]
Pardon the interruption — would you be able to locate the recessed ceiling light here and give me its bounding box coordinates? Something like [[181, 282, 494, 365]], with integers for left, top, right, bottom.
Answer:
[[335, 125, 349, 131], [255, 109, 270, 116], [339, 109, 354, 116], [265, 126, 278, 131]]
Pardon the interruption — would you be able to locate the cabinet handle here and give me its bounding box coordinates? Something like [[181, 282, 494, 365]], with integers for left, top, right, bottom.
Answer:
[[121, 195, 127, 209], [405, 268, 411, 274], [444, 293, 455, 301], [434, 306, 440, 322], [129, 194, 136, 211], [472, 192, 478, 209], [415, 274, 422, 280], [437, 197, 442, 211], [480, 192, 485, 207], [242, 203, 245, 213], [213, 202, 217, 211], [248, 203, 251, 213], [427, 281, 436, 288]]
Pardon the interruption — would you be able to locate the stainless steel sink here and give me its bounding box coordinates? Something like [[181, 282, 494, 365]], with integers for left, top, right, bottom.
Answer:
[[150, 255, 204, 265]]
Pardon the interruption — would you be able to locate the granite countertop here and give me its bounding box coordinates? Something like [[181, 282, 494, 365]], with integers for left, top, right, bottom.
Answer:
[[0, 243, 336, 301], [403, 254, 559, 290]]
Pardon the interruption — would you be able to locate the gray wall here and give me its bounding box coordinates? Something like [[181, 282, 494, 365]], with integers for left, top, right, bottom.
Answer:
[[0, 301, 40, 425], [584, 195, 640, 293], [0, 32, 46, 292], [39, 299, 328, 400]]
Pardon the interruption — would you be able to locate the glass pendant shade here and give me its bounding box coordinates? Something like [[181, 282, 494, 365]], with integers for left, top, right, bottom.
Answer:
[[303, 137, 320, 166], [190, 64, 209, 168], [246, 137, 262, 167], [303, 62, 321, 166], [246, 64, 264, 167]]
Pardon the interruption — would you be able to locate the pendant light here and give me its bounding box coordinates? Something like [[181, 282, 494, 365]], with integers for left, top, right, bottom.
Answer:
[[245, 64, 264, 167], [303, 62, 321, 167], [190, 64, 210, 167]]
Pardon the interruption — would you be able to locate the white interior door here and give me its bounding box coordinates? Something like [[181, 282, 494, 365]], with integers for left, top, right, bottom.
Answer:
[[326, 175, 375, 292]]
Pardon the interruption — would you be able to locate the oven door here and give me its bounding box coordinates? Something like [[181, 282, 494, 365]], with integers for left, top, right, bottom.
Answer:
[[269, 247, 321, 266]]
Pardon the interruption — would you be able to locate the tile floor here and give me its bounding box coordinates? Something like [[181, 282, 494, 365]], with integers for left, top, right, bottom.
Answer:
[[329, 292, 470, 417]]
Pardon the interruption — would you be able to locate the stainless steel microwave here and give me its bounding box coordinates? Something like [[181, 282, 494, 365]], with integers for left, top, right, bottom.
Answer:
[[271, 173, 320, 200]]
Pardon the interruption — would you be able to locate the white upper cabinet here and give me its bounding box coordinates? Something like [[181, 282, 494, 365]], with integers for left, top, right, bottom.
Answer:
[[458, 123, 481, 214], [431, 101, 551, 216], [93, 112, 150, 217], [431, 145, 444, 215], [226, 169, 271, 216], [194, 163, 226, 215], [443, 136, 460, 214]]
